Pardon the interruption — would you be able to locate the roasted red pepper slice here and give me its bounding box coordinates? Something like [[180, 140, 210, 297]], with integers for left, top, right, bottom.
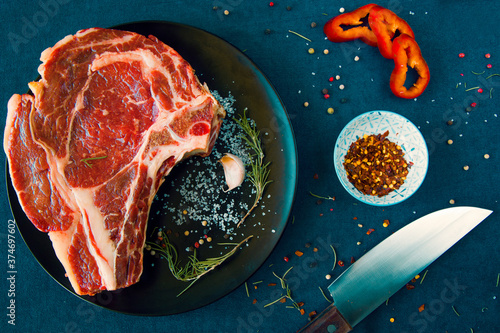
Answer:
[[324, 3, 379, 47], [390, 33, 430, 99], [368, 6, 415, 59]]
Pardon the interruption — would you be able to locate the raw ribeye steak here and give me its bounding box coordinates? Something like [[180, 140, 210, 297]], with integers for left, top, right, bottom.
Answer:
[[4, 28, 225, 295]]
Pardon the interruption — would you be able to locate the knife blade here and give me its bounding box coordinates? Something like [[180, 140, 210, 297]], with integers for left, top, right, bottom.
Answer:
[[298, 206, 493, 333]]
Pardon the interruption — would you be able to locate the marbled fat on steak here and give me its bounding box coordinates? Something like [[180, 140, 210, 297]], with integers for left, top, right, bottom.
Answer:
[[4, 28, 225, 295]]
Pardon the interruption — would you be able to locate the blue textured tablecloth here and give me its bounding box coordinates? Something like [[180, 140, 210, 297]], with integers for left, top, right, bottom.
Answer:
[[1, 1, 499, 332]]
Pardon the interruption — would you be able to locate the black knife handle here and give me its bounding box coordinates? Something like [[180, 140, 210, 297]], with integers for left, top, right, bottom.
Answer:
[[297, 303, 352, 333]]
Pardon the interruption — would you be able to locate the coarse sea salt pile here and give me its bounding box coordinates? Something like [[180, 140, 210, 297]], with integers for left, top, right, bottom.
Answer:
[[151, 92, 258, 234]]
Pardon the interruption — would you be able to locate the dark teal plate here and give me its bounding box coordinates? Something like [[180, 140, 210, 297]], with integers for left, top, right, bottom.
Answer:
[[7, 21, 297, 315]]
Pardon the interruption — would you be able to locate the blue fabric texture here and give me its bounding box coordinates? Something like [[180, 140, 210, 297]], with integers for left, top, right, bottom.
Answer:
[[0, 1, 499, 332]]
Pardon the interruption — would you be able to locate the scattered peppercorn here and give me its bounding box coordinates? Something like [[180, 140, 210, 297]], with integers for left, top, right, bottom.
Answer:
[[206, 237, 212, 242], [478, 88, 484, 93], [324, 94, 330, 99], [487, 64, 492, 69], [339, 84, 345, 90], [184, 230, 190, 236], [327, 107, 334, 114], [336, 75, 341, 80], [458, 53, 465, 58], [323, 49, 329, 55], [269, 2, 274, 6], [224, 9, 229, 15], [390, 318, 395, 323], [305, 242, 311, 248], [308, 48, 315, 54], [465, 106, 472, 112], [199, 239, 204, 245], [447, 139, 453, 145], [303, 101, 309, 107], [463, 165, 469, 171], [339, 7, 345, 13], [471, 102, 477, 107], [447, 119, 454, 125], [313, 247, 319, 252], [329, 77, 334, 82], [485, 53, 491, 58], [484, 154, 490, 159], [354, 56, 360, 61], [322, 88, 329, 94], [325, 274, 331, 280], [311, 22, 317, 28], [449, 199, 455, 204]]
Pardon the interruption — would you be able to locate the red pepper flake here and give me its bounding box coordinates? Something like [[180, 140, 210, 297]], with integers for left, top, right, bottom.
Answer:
[[158, 236, 163, 241], [418, 304, 425, 312], [406, 283, 415, 290], [194, 241, 200, 248], [297, 301, 305, 307], [471, 102, 477, 107], [338, 260, 345, 267], [353, 217, 358, 220], [485, 53, 491, 58], [268, 283, 277, 286], [313, 173, 319, 179], [309, 311, 317, 319], [252, 299, 257, 304], [478, 88, 484, 93], [366, 228, 375, 235], [487, 64, 492, 69], [458, 53, 465, 58], [324, 94, 330, 99], [284, 256, 289, 262], [269, 2, 274, 6], [295, 250, 304, 257], [300, 309, 306, 315], [280, 297, 287, 303], [329, 77, 334, 82], [350, 256, 356, 264]]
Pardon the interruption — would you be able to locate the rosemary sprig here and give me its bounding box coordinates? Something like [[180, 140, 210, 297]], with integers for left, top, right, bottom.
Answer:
[[310, 192, 336, 201], [147, 231, 253, 296], [264, 267, 301, 312], [235, 110, 273, 228], [81, 155, 107, 167]]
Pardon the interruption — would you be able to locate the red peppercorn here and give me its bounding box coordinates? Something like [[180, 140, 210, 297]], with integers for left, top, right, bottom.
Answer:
[[194, 242, 200, 248], [458, 53, 465, 58], [487, 64, 492, 69], [284, 256, 289, 262], [269, 1, 274, 6], [478, 88, 483, 93], [329, 77, 334, 82], [471, 102, 477, 107], [338, 260, 344, 267], [485, 53, 491, 58], [324, 94, 330, 99]]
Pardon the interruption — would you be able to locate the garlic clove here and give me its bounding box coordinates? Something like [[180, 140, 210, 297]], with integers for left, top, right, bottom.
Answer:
[[219, 153, 245, 192]]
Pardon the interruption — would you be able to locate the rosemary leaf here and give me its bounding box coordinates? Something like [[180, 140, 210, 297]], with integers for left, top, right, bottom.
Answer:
[[235, 110, 272, 228]]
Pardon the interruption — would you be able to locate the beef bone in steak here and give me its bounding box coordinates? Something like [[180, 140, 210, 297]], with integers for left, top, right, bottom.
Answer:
[[3, 28, 225, 295]]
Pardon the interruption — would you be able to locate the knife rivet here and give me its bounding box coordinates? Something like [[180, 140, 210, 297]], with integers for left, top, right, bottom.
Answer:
[[327, 324, 337, 332]]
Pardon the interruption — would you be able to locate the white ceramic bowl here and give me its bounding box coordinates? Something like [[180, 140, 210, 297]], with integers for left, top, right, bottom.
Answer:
[[333, 110, 428, 206]]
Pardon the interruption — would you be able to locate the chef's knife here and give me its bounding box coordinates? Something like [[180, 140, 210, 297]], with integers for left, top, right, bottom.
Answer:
[[298, 206, 493, 332]]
